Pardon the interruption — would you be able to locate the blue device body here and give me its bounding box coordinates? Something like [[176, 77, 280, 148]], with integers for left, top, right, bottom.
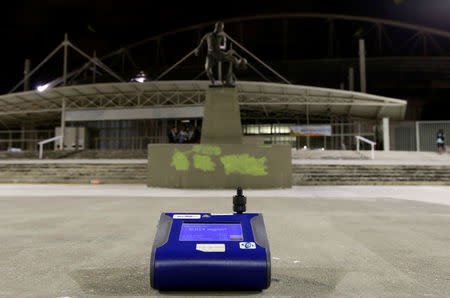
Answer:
[[150, 212, 271, 290]]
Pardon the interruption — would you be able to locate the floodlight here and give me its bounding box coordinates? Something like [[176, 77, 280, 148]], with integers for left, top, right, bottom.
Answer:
[[132, 71, 147, 83], [36, 84, 50, 92]]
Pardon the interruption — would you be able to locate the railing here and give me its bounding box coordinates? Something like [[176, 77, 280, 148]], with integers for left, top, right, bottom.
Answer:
[[38, 136, 63, 159], [0, 129, 54, 151], [355, 136, 376, 159]]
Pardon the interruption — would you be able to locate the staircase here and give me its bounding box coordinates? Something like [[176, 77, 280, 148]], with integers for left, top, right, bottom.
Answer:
[[0, 149, 147, 160], [292, 164, 450, 185], [0, 162, 448, 185], [58, 150, 148, 159], [1, 148, 450, 185], [291, 149, 366, 160], [0, 163, 147, 184]]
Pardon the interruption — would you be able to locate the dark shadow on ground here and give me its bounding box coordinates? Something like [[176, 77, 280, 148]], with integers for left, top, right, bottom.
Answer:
[[269, 269, 345, 297], [159, 290, 261, 296], [70, 266, 345, 296], [70, 266, 151, 296]]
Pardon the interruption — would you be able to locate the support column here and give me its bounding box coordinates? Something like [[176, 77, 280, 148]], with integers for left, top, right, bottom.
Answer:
[[63, 33, 68, 86], [359, 39, 366, 93], [61, 33, 68, 151], [24, 59, 31, 91], [60, 98, 66, 150], [382, 117, 390, 151], [306, 102, 310, 149], [348, 67, 354, 91], [415, 121, 420, 152], [330, 116, 334, 150]]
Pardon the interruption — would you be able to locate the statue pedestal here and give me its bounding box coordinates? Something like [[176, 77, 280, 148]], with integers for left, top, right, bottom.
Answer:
[[147, 86, 292, 189], [201, 87, 242, 144], [147, 144, 291, 188]]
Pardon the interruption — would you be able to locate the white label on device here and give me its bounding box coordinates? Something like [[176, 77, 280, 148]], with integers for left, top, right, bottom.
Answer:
[[210, 213, 233, 216], [173, 214, 201, 219], [239, 242, 256, 249], [196, 244, 225, 252]]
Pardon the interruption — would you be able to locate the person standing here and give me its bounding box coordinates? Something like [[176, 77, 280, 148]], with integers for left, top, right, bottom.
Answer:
[[437, 129, 445, 154], [189, 126, 201, 143], [187, 127, 194, 143], [178, 127, 188, 144], [168, 126, 178, 143]]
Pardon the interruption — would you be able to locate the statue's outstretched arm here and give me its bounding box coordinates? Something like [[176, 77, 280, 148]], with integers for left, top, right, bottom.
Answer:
[[194, 35, 207, 56]]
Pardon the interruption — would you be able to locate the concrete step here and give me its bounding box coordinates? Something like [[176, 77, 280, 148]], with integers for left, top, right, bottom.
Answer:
[[290, 149, 450, 161], [0, 149, 148, 159], [0, 162, 448, 185], [291, 164, 450, 185], [0, 163, 147, 184]]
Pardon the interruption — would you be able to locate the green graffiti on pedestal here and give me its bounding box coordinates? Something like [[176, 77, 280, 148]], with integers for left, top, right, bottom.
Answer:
[[193, 154, 215, 171], [220, 154, 268, 176], [170, 149, 189, 170], [171, 146, 268, 176], [193, 145, 222, 156]]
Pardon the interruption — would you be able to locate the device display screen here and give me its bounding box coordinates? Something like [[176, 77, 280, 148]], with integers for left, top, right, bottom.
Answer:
[[179, 223, 243, 241]]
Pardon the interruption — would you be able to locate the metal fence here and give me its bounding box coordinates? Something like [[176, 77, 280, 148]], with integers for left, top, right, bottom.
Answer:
[[389, 121, 416, 151], [390, 120, 450, 152], [417, 121, 450, 152]]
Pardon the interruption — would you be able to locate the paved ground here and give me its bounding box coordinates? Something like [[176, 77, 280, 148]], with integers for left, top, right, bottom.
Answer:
[[0, 185, 449, 297]]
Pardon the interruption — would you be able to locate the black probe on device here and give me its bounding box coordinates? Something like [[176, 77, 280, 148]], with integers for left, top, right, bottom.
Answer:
[[233, 187, 246, 214]]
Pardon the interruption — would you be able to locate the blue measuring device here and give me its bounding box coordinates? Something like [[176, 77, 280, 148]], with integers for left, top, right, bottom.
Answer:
[[150, 187, 271, 290]]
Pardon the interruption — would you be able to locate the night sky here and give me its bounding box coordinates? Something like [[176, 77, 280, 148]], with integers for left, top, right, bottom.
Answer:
[[1, 0, 449, 93]]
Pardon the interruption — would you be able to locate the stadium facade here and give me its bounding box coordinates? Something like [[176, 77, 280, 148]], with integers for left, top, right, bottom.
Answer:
[[1, 14, 449, 153]]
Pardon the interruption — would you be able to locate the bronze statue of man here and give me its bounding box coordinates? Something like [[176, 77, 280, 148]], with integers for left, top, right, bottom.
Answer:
[[194, 21, 246, 86]]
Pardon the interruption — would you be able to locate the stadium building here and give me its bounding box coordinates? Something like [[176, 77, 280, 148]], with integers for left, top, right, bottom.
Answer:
[[1, 14, 449, 154]]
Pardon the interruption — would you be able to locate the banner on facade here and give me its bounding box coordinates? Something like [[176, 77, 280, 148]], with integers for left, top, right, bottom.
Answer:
[[290, 125, 332, 137]]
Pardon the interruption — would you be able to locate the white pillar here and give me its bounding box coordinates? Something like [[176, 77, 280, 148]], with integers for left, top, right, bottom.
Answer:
[[306, 103, 310, 149], [415, 121, 420, 152], [60, 98, 66, 150], [383, 117, 390, 151]]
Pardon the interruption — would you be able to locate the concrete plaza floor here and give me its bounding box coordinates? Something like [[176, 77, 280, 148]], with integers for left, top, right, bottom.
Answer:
[[0, 185, 449, 297]]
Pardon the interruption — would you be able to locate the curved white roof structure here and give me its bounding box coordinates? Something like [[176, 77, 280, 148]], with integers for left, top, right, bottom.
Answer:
[[0, 81, 406, 126]]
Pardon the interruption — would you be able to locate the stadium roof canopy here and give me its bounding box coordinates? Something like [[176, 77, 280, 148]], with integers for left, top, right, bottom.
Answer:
[[0, 81, 406, 127]]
